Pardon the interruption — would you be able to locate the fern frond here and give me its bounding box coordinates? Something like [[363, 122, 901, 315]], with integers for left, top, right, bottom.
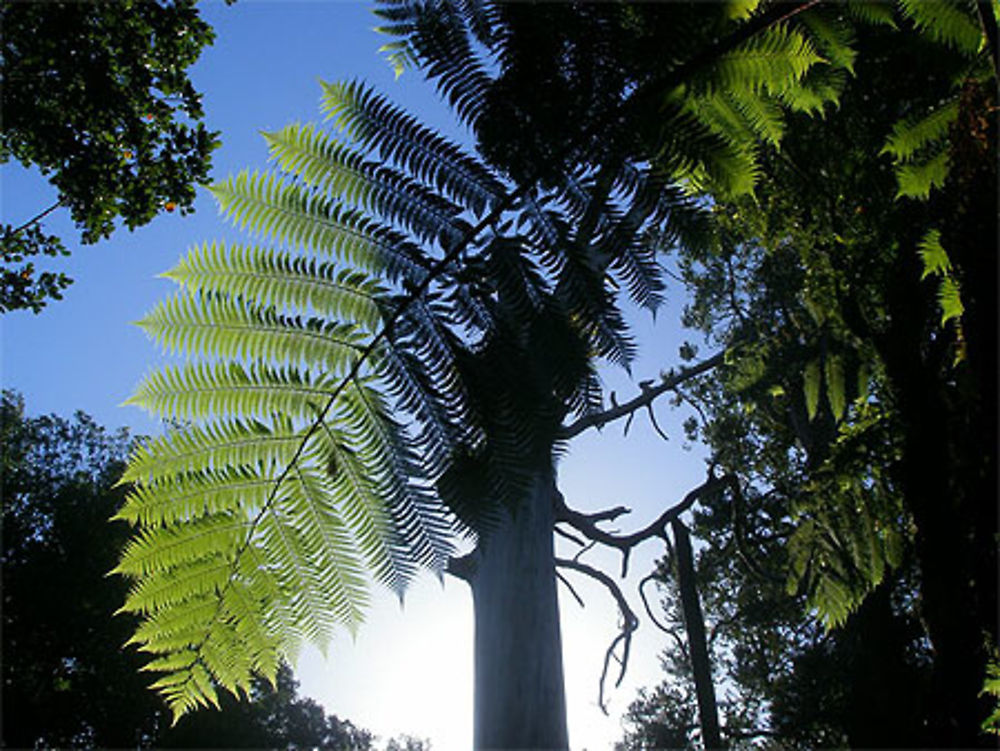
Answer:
[[880, 99, 960, 162], [126, 362, 335, 421], [263, 123, 465, 249], [898, 0, 984, 54], [116, 466, 282, 527], [210, 171, 430, 282], [163, 243, 387, 329], [845, 0, 899, 28], [138, 294, 368, 372], [895, 148, 950, 198], [799, 7, 858, 74], [119, 417, 301, 488], [320, 80, 505, 216], [387, 0, 494, 126], [697, 25, 824, 97], [917, 228, 952, 279]]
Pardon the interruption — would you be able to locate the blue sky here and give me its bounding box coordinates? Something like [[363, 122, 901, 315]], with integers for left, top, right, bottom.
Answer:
[[2, 3, 714, 748]]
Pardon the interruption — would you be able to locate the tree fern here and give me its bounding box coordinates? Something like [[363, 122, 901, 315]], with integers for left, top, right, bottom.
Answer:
[[118, 71, 690, 719], [120, 0, 901, 719]]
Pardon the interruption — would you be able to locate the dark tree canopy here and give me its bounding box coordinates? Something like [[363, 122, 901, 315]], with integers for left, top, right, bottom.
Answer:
[[617, 7, 997, 748], [381, 0, 995, 745], [0, 0, 223, 312]]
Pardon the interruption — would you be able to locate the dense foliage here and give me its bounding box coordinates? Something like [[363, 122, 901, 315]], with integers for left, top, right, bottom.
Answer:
[[0, 0, 222, 312], [0, 391, 387, 750], [383, 0, 997, 745], [613, 3, 997, 747]]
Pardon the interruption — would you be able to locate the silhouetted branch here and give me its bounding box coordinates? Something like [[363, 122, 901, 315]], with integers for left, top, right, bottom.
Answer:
[[554, 470, 730, 577], [4, 201, 62, 240], [556, 557, 639, 715], [559, 350, 726, 439]]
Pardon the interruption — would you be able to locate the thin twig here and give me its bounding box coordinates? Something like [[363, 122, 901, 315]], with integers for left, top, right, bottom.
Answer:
[[639, 571, 673, 635], [4, 201, 62, 239], [556, 557, 639, 714], [646, 403, 669, 442], [556, 570, 586, 608]]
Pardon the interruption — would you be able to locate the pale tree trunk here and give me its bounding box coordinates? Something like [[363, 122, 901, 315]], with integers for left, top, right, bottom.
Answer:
[[452, 463, 569, 750]]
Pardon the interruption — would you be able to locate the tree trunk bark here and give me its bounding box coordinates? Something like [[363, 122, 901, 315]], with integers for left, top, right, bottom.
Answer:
[[672, 519, 724, 751], [458, 463, 569, 751]]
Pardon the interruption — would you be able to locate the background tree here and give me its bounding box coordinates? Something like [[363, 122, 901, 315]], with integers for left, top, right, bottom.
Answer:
[[0, 391, 382, 750], [0, 0, 224, 312], [615, 4, 996, 746]]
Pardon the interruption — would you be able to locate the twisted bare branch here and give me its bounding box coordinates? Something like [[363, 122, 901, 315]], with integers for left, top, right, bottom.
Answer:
[[559, 350, 726, 439], [554, 470, 729, 577], [556, 557, 639, 714]]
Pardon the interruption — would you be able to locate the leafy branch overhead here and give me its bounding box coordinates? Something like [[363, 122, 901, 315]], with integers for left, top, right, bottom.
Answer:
[[0, 0, 224, 312]]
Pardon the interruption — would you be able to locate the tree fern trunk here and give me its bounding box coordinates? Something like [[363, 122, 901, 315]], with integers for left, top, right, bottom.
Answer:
[[463, 463, 569, 750]]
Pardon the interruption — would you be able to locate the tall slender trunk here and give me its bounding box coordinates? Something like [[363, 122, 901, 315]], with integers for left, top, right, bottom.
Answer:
[[458, 462, 569, 750], [672, 519, 723, 750]]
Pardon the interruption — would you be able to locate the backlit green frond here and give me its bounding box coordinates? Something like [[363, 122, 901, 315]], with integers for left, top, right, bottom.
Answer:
[[163, 243, 387, 328], [880, 100, 960, 198], [697, 25, 824, 98], [895, 148, 951, 198], [119, 417, 301, 490], [139, 295, 368, 371], [898, 0, 984, 54], [917, 228, 952, 280], [881, 100, 960, 162], [210, 170, 430, 282], [127, 362, 335, 422]]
